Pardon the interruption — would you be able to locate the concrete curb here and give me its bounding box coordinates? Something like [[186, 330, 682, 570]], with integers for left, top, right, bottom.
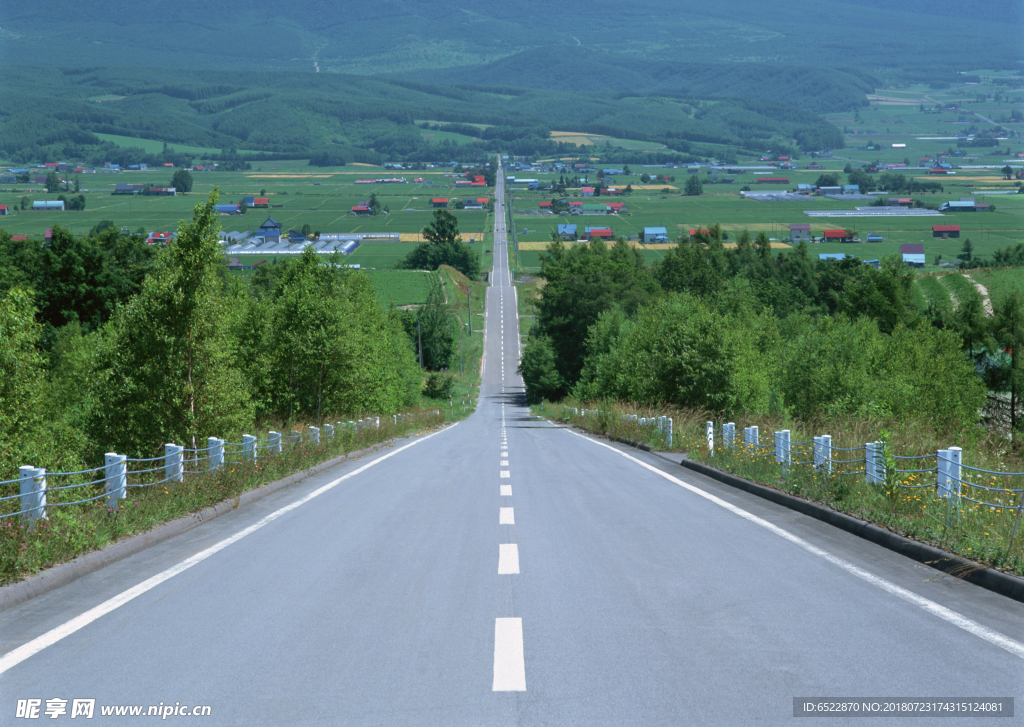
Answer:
[[0, 439, 398, 613], [675, 457, 1024, 605]]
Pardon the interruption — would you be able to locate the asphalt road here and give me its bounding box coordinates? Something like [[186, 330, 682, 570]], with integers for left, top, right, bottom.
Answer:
[[0, 162, 1022, 725]]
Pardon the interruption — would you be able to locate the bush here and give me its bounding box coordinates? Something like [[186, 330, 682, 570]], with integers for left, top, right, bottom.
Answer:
[[423, 372, 454, 400]]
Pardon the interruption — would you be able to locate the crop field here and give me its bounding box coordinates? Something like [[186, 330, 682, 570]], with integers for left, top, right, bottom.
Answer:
[[0, 162, 493, 247], [362, 270, 436, 307]]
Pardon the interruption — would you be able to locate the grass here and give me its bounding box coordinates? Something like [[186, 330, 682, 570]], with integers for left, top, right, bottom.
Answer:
[[363, 269, 436, 307], [0, 409, 453, 585], [537, 400, 1024, 579], [916, 275, 953, 314], [970, 268, 1024, 307], [941, 272, 983, 308]]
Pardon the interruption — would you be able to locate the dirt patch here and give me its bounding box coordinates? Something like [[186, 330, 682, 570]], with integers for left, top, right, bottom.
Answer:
[[962, 274, 994, 317]]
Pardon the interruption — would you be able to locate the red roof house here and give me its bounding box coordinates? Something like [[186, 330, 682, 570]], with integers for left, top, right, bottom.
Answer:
[[932, 225, 961, 238], [0, 205, 7, 216], [432, 198, 449, 208], [539, 201, 552, 208], [824, 229, 855, 242], [253, 197, 270, 207], [587, 227, 613, 239]]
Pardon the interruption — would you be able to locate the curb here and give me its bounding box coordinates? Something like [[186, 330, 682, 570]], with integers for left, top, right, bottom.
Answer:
[[0, 439, 399, 613], [675, 457, 1024, 605]]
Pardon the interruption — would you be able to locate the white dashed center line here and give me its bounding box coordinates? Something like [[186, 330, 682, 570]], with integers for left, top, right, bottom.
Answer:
[[498, 543, 520, 574], [500, 484, 512, 497], [499, 507, 514, 524], [492, 618, 526, 691]]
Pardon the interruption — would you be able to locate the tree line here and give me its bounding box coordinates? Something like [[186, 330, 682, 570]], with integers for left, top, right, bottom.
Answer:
[[519, 229, 1024, 438], [0, 192, 425, 479]]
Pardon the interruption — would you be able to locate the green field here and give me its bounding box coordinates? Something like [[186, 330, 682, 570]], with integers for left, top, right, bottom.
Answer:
[[0, 163, 494, 247], [362, 270, 436, 307], [94, 133, 257, 158]]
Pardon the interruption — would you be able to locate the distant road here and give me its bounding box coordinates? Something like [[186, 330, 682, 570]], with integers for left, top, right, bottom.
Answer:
[[1, 160, 1022, 725]]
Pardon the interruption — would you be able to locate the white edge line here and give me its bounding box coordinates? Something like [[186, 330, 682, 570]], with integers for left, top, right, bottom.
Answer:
[[561, 427, 1024, 661], [0, 423, 460, 675]]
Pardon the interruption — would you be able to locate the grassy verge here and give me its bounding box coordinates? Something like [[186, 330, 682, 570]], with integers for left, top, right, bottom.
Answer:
[[537, 400, 1024, 578], [427, 265, 486, 413], [0, 410, 447, 586]]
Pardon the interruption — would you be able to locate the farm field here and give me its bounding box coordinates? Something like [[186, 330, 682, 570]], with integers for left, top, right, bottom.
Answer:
[[0, 162, 494, 246], [362, 270, 436, 307]]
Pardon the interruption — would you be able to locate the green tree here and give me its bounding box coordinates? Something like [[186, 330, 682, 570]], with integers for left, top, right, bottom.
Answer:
[[847, 169, 875, 193], [684, 175, 703, 196], [91, 190, 252, 454], [957, 238, 974, 264], [417, 279, 456, 371], [519, 336, 565, 403], [398, 210, 480, 279], [993, 291, 1024, 434], [171, 169, 194, 194], [1002, 165, 1014, 180], [45, 171, 61, 193], [814, 173, 840, 187]]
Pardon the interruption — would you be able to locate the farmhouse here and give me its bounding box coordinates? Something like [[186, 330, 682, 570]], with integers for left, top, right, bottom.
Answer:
[[823, 229, 855, 243], [432, 198, 449, 208], [841, 185, 860, 195], [643, 227, 669, 243], [146, 232, 174, 245], [888, 198, 913, 207], [932, 224, 960, 238], [581, 203, 609, 215], [32, 200, 65, 211], [606, 202, 628, 214], [557, 224, 577, 240], [756, 177, 790, 184], [866, 233, 884, 242], [462, 198, 484, 209], [585, 227, 613, 240], [900, 243, 925, 268], [350, 206, 372, 216], [259, 217, 282, 243], [0, 206, 7, 216], [113, 184, 145, 195], [146, 187, 176, 196], [253, 197, 269, 208], [242, 197, 255, 207], [214, 204, 240, 215], [539, 201, 552, 209], [580, 186, 595, 197], [789, 223, 810, 242], [568, 201, 584, 215]]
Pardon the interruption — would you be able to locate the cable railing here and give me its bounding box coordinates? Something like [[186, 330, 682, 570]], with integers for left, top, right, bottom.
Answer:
[[558, 407, 1024, 523], [2, 410, 446, 525]]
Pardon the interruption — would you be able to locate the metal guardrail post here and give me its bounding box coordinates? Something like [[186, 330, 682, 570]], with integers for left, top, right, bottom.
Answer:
[[105, 453, 126, 506], [269, 431, 282, 455], [706, 421, 714, 456], [19, 466, 47, 524], [667, 418, 672, 448], [822, 435, 832, 475], [208, 437, 225, 471], [324, 423, 334, 439], [242, 434, 257, 461], [165, 443, 184, 482], [866, 441, 882, 485], [309, 427, 320, 445]]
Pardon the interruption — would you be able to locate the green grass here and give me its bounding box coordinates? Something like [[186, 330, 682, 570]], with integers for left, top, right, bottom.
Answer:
[[916, 275, 953, 314], [940, 272, 983, 307], [538, 400, 1024, 577], [93, 133, 255, 158], [363, 269, 435, 307], [969, 268, 1024, 307]]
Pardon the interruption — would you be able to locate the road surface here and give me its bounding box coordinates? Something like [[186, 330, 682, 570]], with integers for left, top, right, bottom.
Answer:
[[0, 161, 1021, 725]]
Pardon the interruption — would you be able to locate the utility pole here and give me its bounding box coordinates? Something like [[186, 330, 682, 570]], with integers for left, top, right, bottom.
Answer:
[[459, 324, 464, 377], [468, 291, 473, 335], [417, 320, 423, 369]]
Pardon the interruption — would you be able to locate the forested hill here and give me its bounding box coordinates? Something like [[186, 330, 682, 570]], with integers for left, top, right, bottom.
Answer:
[[0, 66, 844, 165], [1, 0, 1018, 81], [392, 50, 878, 113]]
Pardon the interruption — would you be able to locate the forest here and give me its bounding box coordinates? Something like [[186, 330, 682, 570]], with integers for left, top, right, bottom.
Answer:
[[519, 229, 1024, 441], [0, 192, 468, 482], [0, 65, 844, 166]]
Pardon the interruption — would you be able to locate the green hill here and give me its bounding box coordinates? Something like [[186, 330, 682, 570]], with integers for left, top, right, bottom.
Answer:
[[1, 0, 1018, 80]]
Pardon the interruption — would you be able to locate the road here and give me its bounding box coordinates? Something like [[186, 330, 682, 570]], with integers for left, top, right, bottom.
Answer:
[[0, 161, 1022, 725]]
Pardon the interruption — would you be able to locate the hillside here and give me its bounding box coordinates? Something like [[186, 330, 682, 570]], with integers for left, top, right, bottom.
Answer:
[[1, 0, 1019, 81], [0, 66, 844, 165]]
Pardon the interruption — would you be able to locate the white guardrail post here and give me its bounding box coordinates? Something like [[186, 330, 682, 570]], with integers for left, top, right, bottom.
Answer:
[[19, 466, 47, 524], [269, 431, 282, 455], [208, 437, 225, 471], [822, 435, 832, 475], [667, 418, 673, 448], [938, 446, 962, 503], [242, 434, 257, 461], [324, 423, 334, 439], [706, 421, 714, 456], [165, 443, 184, 483], [105, 453, 126, 507], [866, 441, 882, 485], [309, 426, 320, 445]]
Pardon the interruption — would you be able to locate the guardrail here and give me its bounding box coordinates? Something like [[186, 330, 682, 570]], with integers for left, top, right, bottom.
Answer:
[[2, 413, 441, 525], [560, 406, 1024, 553]]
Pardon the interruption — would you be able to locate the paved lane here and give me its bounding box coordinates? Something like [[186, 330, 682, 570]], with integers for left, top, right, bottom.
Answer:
[[0, 160, 1021, 725]]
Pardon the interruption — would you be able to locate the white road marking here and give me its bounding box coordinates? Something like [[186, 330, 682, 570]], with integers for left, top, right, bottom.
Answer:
[[498, 543, 520, 574], [501, 460, 509, 466], [499, 507, 515, 524], [500, 485, 512, 496], [500, 470, 510, 479], [493, 618, 526, 691], [0, 423, 460, 675], [563, 428, 1024, 661]]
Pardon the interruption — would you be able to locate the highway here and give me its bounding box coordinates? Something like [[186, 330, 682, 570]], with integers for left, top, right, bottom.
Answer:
[[0, 161, 1022, 725]]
